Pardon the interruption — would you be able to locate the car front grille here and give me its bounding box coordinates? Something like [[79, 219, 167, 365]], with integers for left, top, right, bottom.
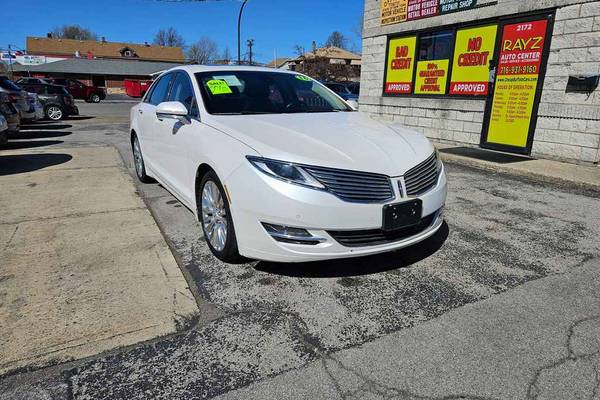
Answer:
[[303, 165, 394, 203], [404, 153, 439, 196], [327, 212, 437, 247]]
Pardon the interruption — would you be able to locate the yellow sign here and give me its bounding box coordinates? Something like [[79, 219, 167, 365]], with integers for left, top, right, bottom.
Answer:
[[486, 20, 548, 149], [414, 60, 449, 95], [384, 36, 417, 94], [206, 80, 232, 95], [450, 25, 498, 96], [381, 0, 407, 26]]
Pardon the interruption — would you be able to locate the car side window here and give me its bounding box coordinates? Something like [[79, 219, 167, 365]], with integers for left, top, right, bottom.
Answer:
[[168, 72, 197, 116], [147, 74, 173, 106]]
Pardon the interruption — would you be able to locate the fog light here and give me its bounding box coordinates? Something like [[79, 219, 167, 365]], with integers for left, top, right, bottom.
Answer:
[[262, 223, 325, 245]]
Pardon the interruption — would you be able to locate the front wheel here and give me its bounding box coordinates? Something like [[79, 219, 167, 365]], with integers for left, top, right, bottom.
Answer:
[[199, 171, 242, 263], [132, 135, 153, 183], [45, 105, 64, 121], [89, 93, 101, 103]]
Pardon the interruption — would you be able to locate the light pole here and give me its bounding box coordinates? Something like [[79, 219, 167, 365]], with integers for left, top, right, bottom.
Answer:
[[237, 0, 249, 65]]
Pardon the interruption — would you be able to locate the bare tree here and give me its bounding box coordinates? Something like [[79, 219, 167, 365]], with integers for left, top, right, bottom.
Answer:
[[221, 47, 232, 63], [293, 45, 305, 57], [153, 28, 185, 48], [353, 17, 364, 39], [51, 25, 98, 40], [325, 31, 349, 49], [187, 37, 219, 64]]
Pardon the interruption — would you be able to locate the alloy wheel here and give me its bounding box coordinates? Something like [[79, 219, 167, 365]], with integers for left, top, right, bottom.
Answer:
[[133, 138, 143, 177], [91, 94, 100, 103], [201, 181, 228, 252], [47, 106, 63, 120]]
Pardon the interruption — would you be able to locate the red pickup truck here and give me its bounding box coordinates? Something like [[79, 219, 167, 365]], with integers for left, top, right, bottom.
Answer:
[[124, 79, 153, 98], [47, 78, 106, 103]]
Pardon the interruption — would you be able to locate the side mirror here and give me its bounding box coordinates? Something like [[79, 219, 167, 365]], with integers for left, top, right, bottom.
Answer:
[[156, 101, 189, 119], [346, 99, 359, 111]]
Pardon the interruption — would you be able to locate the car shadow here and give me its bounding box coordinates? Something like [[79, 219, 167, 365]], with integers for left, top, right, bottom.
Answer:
[[11, 131, 73, 139], [0, 153, 73, 175], [255, 221, 450, 278], [67, 116, 95, 121], [0, 140, 64, 150], [21, 124, 72, 131]]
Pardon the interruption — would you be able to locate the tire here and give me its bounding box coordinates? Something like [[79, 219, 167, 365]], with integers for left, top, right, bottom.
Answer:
[[89, 93, 101, 103], [0, 132, 7, 146], [132, 135, 153, 183], [198, 171, 242, 263], [45, 105, 64, 121]]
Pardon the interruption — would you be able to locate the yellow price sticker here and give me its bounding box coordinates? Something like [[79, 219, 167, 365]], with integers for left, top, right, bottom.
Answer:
[[206, 80, 232, 95], [295, 75, 312, 81]]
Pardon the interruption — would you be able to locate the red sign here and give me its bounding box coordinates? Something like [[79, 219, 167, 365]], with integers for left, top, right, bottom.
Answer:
[[407, 0, 439, 20], [497, 20, 547, 76]]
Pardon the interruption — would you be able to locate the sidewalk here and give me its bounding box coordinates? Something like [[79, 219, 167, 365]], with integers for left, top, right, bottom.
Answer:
[[0, 145, 198, 375], [436, 143, 600, 193]]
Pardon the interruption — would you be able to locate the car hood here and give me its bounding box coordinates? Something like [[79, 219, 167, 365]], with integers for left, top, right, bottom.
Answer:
[[206, 112, 434, 176]]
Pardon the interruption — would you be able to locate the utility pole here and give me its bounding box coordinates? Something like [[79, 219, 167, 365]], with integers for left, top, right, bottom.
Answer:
[[247, 39, 254, 66], [237, 0, 249, 65], [8, 44, 14, 77]]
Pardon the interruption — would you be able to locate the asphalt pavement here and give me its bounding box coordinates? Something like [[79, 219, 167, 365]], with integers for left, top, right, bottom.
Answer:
[[0, 103, 598, 399]]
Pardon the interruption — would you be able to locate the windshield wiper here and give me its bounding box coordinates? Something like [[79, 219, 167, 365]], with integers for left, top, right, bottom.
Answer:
[[213, 111, 274, 115]]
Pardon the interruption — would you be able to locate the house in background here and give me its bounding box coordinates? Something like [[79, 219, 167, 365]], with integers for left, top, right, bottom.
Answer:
[[26, 36, 185, 63], [10, 37, 185, 94], [288, 46, 361, 82], [266, 57, 292, 70]]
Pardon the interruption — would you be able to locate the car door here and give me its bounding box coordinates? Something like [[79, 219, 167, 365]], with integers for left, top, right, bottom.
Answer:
[[137, 72, 174, 178], [153, 71, 199, 205], [67, 79, 85, 99]]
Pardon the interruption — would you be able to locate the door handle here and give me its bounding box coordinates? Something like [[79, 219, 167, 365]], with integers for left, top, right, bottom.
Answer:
[[138, 109, 143, 114]]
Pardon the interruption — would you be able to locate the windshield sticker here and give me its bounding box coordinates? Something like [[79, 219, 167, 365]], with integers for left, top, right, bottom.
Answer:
[[295, 75, 312, 81], [206, 80, 233, 95], [213, 75, 242, 87]]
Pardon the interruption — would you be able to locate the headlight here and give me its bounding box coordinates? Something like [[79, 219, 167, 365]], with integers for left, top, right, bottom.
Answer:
[[247, 156, 325, 189]]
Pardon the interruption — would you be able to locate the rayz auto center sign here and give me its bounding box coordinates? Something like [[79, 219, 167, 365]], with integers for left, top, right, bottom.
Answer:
[[381, 0, 477, 25]]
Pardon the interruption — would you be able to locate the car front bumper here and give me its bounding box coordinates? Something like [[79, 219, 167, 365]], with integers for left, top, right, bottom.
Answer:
[[225, 161, 448, 263]]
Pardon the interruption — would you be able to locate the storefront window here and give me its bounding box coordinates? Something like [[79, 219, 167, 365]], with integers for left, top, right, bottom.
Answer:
[[414, 30, 453, 95], [418, 31, 454, 61]]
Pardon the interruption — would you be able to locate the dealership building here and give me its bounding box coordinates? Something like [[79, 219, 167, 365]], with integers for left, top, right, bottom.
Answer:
[[360, 0, 600, 164]]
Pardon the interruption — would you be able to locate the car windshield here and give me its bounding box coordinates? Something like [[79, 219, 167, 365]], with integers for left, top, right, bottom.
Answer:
[[195, 71, 351, 115]]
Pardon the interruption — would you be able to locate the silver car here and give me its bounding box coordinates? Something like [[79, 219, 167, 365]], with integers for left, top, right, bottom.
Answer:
[[0, 113, 8, 146]]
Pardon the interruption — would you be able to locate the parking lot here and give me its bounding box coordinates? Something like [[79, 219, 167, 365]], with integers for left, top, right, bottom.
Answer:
[[1, 102, 600, 399]]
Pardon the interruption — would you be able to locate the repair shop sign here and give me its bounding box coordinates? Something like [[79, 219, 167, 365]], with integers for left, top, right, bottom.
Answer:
[[384, 36, 417, 94], [450, 24, 498, 95]]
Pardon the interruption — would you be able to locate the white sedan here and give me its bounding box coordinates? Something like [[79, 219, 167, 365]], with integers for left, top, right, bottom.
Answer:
[[130, 66, 447, 263]]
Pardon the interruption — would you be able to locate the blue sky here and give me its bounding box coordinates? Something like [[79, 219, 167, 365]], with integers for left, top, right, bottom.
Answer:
[[0, 0, 364, 63]]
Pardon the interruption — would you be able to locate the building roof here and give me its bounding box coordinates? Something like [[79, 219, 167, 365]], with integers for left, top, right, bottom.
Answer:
[[26, 37, 185, 62], [296, 46, 361, 61], [266, 57, 291, 68], [11, 58, 183, 77]]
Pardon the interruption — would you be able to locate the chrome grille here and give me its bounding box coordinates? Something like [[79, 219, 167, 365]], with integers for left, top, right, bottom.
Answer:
[[404, 153, 439, 196], [328, 212, 437, 247], [303, 165, 394, 203]]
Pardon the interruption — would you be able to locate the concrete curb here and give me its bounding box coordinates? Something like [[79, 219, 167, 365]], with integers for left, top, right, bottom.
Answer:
[[439, 151, 600, 194]]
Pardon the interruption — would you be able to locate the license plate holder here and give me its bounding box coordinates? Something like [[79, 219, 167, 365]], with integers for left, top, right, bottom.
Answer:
[[382, 199, 423, 231]]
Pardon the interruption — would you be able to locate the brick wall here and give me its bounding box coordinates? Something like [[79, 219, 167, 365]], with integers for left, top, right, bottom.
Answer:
[[360, 0, 600, 165]]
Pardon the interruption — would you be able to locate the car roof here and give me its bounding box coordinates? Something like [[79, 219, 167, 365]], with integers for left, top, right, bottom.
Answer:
[[163, 65, 301, 76]]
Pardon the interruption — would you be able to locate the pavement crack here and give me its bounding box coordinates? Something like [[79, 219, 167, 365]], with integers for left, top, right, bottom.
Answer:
[[1, 224, 19, 252], [526, 315, 600, 400]]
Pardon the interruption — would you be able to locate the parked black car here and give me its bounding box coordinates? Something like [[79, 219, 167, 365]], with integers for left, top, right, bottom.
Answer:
[[17, 83, 79, 121], [323, 82, 359, 101]]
